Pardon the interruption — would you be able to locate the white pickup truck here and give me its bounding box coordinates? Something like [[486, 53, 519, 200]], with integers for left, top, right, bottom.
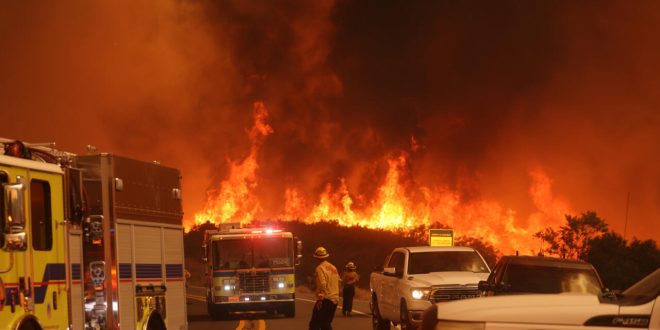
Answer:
[[370, 246, 491, 329], [423, 268, 660, 330]]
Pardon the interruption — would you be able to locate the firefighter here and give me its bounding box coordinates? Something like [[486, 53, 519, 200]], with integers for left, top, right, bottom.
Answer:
[[309, 246, 339, 330], [341, 261, 359, 316]]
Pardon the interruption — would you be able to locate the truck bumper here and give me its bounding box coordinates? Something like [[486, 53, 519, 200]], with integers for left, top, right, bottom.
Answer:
[[407, 300, 433, 325], [211, 300, 294, 313]]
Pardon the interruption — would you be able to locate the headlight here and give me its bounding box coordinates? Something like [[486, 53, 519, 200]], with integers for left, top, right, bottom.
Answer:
[[272, 276, 286, 289], [436, 321, 485, 330], [223, 279, 236, 291], [411, 288, 431, 300]]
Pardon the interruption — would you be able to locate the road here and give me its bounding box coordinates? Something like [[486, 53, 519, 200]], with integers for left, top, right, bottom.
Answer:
[[186, 285, 373, 330]]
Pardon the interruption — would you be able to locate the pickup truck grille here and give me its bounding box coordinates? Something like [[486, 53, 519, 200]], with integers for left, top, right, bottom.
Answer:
[[430, 285, 479, 303], [237, 271, 269, 293]]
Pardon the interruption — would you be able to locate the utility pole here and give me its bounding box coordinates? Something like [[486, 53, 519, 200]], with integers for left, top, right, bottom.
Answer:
[[623, 192, 631, 241]]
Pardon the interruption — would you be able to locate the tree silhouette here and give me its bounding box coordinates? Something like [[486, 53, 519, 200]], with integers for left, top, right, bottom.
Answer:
[[533, 212, 660, 290], [535, 211, 608, 259]]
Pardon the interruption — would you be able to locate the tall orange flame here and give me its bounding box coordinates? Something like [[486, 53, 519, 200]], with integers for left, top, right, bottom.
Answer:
[[281, 156, 571, 254], [190, 102, 273, 228], [188, 103, 572, 254]]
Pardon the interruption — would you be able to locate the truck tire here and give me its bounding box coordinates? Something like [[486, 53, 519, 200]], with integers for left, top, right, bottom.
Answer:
[[283, 301, 296, 317], [399, 300, 413, 330], [371, 296, 390, 330], [146, 313, 166, 330], [18, 319, 41, 330]]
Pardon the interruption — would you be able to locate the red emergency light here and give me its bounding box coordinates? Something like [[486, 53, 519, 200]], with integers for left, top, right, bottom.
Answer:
[[250, 228, 282, 234]]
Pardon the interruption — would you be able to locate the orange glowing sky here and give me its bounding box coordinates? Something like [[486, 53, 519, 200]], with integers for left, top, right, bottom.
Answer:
[[1, 1, 659, 253]]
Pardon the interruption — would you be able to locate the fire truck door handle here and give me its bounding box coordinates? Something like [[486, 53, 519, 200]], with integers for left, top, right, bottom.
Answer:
[[18, 276, 30, 297], [9, 289, 15, 313], [26, 277, 31, 297], [52, 291, 58, 310]]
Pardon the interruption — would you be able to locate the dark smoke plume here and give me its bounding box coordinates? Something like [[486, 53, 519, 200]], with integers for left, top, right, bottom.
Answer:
[[1, 0, 659, 240]]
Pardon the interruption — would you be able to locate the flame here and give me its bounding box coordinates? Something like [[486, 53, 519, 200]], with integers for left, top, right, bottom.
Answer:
[[283, 157, 570, 254], [190, 102, 273, 228], [188, 102, 572, 254]]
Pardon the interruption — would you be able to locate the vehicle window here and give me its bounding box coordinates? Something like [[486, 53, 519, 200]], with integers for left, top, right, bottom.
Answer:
[[502, 264, 602, 294], [30, 180, 53, 251], [67, 169, 84, 227], [618, 269, 660, 305], [408, 251, 490, 274], [487, 261, 503, 283], [253, 237, 293, 268], [387, 252, 404, 270], [496, 262, 508, 284], [0, 172, 7, 247], [212, 239, 252, 270]]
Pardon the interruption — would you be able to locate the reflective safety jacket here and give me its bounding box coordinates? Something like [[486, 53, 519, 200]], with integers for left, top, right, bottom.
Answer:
[[314, 260, 339, 303], [342, 270, 359, 287]]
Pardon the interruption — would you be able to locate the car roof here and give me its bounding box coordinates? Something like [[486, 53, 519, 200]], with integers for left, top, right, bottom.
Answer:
[[403, 246, 477, 253], [499, 255, 595, 269]]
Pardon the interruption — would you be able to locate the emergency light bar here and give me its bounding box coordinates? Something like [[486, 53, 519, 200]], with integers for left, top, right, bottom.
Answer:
[[225, 228, 283, 234]]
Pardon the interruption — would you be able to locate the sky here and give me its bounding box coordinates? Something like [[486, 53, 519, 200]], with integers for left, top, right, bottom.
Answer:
[[1, 1, 659, 245]]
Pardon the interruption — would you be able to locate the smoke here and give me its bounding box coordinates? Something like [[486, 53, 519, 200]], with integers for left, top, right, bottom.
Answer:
[[1, 1, 659, 242]]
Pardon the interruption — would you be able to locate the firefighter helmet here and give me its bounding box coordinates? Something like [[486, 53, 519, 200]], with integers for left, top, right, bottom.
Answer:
[[345, 261, 356, 270], [313, 246, 330, 259]]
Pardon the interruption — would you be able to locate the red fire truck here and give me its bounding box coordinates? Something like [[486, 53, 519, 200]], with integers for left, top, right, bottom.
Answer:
[[0, 139, 187, 330]]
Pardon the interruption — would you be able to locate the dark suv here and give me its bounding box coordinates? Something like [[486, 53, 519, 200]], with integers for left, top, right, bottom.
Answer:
[[478, 255, 603, 296]]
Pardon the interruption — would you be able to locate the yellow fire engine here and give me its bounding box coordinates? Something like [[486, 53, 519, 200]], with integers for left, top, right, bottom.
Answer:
[[0, 139, 187, 330], [202, 226, 301, 319]]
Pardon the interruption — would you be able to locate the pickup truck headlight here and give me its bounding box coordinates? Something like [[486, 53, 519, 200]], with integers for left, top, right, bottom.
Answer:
[[436, 320, 485, 330], [411, 288, 431, 300]]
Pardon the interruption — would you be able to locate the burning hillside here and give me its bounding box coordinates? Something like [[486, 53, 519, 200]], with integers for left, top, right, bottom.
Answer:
[[190, 104, 571, 254], [3, 1, 659, 250]]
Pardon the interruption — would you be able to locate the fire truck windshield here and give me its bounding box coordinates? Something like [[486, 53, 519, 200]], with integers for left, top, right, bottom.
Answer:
[[212, 236, 293, 270]]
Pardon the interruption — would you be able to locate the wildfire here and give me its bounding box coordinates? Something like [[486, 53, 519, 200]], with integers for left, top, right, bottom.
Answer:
[[191, 102, 273, 227], [188, 103, 572, 254]]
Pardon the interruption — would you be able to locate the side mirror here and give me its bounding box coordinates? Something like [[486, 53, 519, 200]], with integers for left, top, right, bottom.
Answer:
[[3, 182, 26, 251], [493, 282, 510, 292], [295, 239, 303, 266], [383, 267, 396, 276], [602, 288, 621, 297], [478, 280, 490, 291]]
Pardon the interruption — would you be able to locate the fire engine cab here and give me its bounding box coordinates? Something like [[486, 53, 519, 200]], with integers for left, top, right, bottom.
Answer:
[[202, 226, 302, 319], [0, 139, 187, 330]]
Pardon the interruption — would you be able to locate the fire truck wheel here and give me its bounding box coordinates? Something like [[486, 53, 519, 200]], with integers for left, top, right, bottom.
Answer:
[[283, 301, 296, 317], [146, 313, 166, 330], [17, 318, 41, 330]]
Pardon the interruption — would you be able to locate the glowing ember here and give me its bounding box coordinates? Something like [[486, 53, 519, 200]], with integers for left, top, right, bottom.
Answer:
[[188, 102, 572, 254]]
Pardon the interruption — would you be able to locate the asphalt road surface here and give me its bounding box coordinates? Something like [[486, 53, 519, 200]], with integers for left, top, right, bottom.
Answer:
[[186, 285, 374, 330]]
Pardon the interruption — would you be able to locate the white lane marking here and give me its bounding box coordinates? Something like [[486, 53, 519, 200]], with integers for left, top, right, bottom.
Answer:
[[296, 297, 369, 316]]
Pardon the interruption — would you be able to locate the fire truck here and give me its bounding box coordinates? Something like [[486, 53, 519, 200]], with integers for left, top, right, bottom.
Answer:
[[0, 139, 187, 330], [202, 226, 301, 319]]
